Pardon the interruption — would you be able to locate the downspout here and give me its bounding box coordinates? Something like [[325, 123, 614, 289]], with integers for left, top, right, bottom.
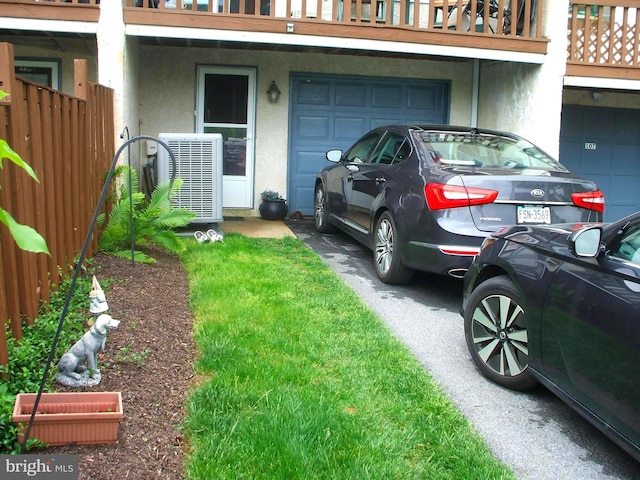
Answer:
[[470, 59, 479, 127]]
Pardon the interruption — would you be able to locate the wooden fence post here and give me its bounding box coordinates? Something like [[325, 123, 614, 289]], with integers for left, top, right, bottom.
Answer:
[[0, 42, 25, 338], [74, 59, 88, 100], [0, 42, 13, 105], [0, 42, 15, 375]]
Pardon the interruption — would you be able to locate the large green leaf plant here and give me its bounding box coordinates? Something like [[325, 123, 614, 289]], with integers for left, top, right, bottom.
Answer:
[[0, 91, 49, 254], [98, 165, 196, 263]]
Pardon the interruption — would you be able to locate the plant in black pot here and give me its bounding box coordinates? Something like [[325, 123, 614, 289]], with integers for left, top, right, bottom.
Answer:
[[259, 189, 288, 220]]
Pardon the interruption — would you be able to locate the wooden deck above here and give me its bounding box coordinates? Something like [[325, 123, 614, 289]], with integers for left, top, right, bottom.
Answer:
[[1, 0, 639, 80]]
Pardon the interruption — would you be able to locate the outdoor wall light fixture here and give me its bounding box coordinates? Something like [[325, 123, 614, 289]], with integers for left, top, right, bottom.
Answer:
[[287, 22, 294, 33], [267, 81, 281, 103]]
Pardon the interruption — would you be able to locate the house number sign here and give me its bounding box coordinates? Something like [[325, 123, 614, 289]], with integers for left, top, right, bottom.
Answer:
[[584, 142, 597, 150]]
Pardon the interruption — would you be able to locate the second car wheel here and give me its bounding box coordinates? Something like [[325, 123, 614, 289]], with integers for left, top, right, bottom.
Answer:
[[373, 211, 413, 284], [463, 275, 538, 391]]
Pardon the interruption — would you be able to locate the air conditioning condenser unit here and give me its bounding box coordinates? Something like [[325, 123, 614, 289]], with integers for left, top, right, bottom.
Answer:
[[157, 133, 223, 223]]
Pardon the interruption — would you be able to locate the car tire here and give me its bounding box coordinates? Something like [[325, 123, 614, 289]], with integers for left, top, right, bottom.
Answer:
[[374, 211, 413, 284], [314, 183, 337, 234], [463, 275, 538, 391]]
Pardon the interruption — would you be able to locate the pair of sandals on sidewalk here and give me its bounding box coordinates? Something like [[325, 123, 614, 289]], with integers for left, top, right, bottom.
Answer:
[[194, 229, 224, 243]]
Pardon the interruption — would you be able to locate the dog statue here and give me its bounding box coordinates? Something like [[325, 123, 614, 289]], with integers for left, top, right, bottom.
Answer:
[[56, 314, 120, 386]]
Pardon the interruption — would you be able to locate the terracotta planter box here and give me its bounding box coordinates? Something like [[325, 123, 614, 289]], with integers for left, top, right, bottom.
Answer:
[[12, 392, 123, 446]]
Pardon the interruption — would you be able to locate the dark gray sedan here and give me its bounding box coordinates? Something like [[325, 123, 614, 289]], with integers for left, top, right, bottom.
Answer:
[[314, 124, 604, 284], [461, 212, 640, 462]]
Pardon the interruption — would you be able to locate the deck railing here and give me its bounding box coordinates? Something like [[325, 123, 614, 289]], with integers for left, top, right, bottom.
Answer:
[[124, 0, 543, 38], [567, 1, 640, 79]]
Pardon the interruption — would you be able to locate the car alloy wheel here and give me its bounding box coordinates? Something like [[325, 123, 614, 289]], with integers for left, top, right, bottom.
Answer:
[[463, 275, 537, 390], [373, 212, 413, 284], [314, 184, 336, 233]]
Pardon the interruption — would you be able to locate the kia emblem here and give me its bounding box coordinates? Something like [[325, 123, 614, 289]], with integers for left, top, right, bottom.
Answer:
[[531, 188, 545, 197]]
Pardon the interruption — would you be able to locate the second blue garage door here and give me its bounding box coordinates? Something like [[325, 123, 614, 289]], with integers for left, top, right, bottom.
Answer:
[[287, 73, 450, 215], [560, 104, 640, 222]]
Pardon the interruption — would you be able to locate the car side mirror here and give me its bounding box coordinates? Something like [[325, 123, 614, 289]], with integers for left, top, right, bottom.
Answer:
[[326, 149, 343, 163], [568, 226, 602, 257]]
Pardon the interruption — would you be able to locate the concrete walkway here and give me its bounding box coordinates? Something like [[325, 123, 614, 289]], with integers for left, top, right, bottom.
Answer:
[[219, 217, 295, 238]]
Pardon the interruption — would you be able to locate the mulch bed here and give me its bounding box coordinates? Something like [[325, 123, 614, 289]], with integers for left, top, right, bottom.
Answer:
[[39, 248, 194, 480]]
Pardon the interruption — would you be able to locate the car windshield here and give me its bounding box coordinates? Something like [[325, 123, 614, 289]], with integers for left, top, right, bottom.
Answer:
[[415, 130, 568, 172]]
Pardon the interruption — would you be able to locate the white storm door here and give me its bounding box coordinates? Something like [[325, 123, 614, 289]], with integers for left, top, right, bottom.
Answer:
[[197, 66, 256, 208]]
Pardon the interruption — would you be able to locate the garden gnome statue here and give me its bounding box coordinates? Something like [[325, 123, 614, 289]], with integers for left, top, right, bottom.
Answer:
[[89, 275, 109, 314], [55, 314, 120, 387], [55, 275, 116, 387]]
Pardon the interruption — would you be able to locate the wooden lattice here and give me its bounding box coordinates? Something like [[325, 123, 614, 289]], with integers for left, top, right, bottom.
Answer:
[[568, 6, 639, 67]]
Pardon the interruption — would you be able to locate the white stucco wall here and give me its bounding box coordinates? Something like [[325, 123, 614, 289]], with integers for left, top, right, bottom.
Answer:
[[137, 44, 474, 212]]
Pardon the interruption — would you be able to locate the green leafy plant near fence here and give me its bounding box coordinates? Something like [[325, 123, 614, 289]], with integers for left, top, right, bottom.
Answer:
[[0, 274, 93, 454], [0, 90, 49, 254], [98, 166, 196, 263]]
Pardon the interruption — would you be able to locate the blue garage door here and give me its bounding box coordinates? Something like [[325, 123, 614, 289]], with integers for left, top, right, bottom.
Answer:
[[288, 73, 450, 215], [560, 105, 640, 222]]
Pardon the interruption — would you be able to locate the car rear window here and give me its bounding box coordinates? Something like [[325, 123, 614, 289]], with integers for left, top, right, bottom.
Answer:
[[415, 130, 568, 172]]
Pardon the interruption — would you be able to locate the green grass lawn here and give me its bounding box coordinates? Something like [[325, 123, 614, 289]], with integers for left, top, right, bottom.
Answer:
[[180, 234, 514, 480]]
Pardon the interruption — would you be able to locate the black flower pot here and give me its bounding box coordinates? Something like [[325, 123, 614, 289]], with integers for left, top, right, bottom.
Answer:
[[259, 199, 288, 220]]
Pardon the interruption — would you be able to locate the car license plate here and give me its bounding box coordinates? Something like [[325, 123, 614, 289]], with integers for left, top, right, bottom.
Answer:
[[517, 205, 551, 224]]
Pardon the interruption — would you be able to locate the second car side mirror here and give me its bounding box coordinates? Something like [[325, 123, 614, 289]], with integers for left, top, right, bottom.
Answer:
[[568, 226, 602, 257]]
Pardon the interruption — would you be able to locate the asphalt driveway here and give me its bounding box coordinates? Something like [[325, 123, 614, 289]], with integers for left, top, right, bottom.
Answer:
[[285, 218, 640, 480]]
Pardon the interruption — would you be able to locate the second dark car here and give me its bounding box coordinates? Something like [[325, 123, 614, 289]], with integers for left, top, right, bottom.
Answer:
[[314, 124, 604, 284], [460, 211, 640, 462]]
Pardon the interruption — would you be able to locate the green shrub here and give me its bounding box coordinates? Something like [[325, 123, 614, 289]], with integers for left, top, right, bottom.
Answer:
[[98, 166, 196, 263]]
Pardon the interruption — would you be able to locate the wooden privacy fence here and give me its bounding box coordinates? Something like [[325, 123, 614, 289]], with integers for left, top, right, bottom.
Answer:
[[0, 42, 115, 371]]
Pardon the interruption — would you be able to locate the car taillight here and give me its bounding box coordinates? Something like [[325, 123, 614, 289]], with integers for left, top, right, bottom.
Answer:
[[571, 190, 605, 213], [425, 183, 498, 210]]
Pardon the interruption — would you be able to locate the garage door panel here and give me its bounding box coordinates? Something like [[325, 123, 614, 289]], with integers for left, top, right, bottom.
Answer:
[[584, 110, 615, 139], [580, 143, 613, 174], [608, 205, 638, 221], [407, 85, 439, 110], [336, 83, 368, 106], [292, 185, 314, 212], [294, 150, 328, 175], [335, 117, 368, 140], [608, 175, 639, 204], [371, 84, 403, 108], [613, 145, 640, 173], [289, 73, 449, 214], [297, 116, 330, 139], [297, 81, 331, 105], [561, 106, 583, 138], [614, 111, 640, 141]]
